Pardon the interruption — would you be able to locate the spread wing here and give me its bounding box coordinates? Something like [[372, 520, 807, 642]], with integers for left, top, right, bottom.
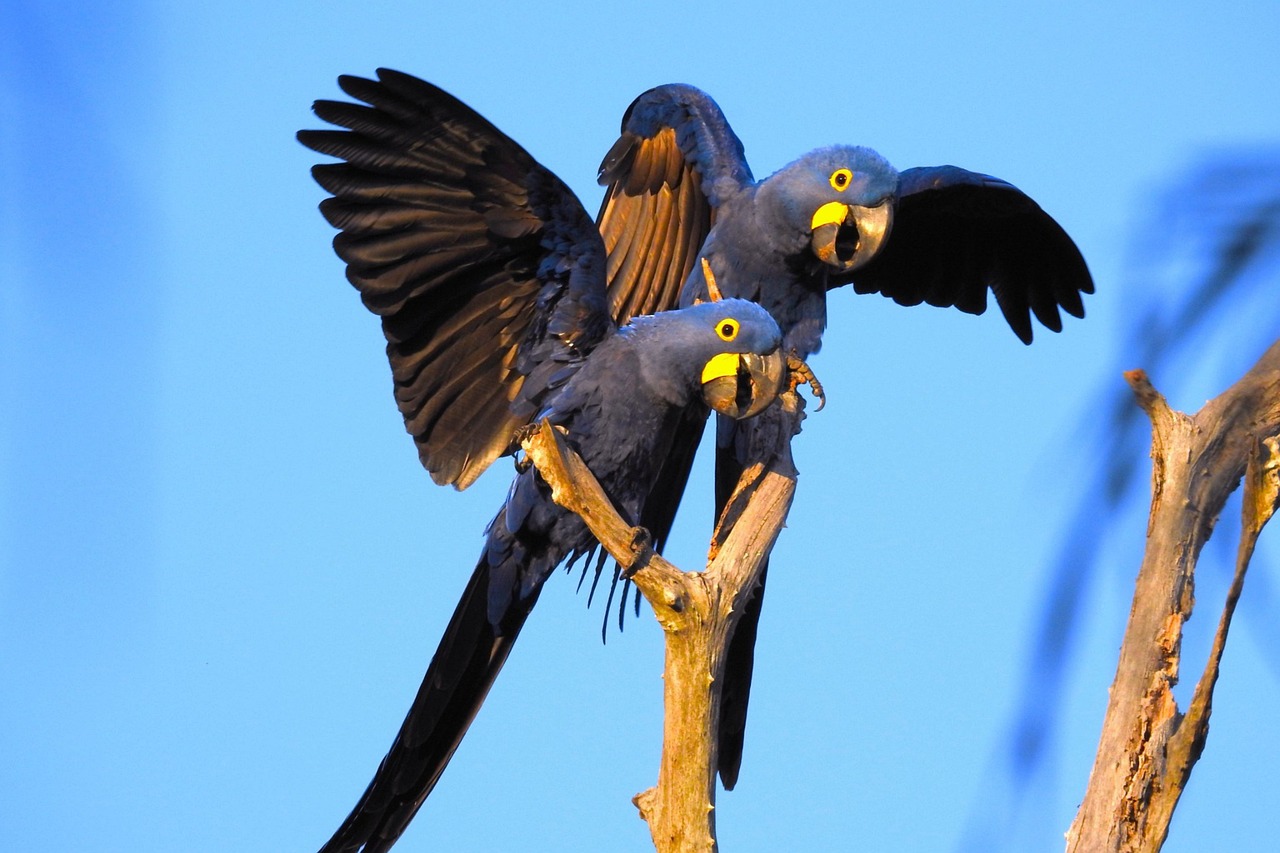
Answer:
[[595, 84, 754, 324], [839, 166, 1094, 344], [299, 69, 610, 489]]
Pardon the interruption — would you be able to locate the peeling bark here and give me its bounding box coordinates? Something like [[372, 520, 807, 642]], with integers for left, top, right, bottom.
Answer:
[[1066, 339, 1280, 853], [523, 396, 803, 853]]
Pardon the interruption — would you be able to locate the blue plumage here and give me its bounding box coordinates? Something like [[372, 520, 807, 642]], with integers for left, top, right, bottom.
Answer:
[[311, 298, 782, 853], [302, 75, 787, 847], [300, 68, 1093, 849], [596, 82, 1094, 788]]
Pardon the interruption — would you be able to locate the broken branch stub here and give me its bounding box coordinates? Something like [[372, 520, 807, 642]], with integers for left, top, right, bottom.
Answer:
[[1067, 339, 1280, 853]]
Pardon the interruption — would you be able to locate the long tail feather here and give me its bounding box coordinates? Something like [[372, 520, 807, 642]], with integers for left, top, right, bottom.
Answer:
[[714, 419, 761, 791], [318, 556, 538, 853]]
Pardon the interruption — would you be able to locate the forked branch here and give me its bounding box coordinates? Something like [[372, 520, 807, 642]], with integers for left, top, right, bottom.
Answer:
[[523, 396, 803, 853], [1066, 339, 1280, 852]]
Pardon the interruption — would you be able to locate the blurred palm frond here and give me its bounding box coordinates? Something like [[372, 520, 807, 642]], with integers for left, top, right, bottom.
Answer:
[[961, 146, 1280, 853]]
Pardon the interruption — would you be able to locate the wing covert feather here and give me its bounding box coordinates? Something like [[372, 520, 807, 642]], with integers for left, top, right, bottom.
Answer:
[[595, 85, 751, 325]]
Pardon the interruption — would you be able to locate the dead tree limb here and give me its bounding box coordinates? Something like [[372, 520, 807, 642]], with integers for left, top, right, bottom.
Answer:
[[1066, 339, 1280, 853], [523, 396, 803, 853]]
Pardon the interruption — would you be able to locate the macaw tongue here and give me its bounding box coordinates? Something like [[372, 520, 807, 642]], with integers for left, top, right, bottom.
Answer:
[[833, 220, 861, 265]]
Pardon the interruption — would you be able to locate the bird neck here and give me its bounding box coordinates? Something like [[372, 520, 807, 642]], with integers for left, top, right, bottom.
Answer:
[[613, 318, 702, 408]]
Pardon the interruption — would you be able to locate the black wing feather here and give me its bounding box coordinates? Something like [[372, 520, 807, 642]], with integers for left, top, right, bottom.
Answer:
[[841, 166, 1093, 344], [299, 69, 609, 489]]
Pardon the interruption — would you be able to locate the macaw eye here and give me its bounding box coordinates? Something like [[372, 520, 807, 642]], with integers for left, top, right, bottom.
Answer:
[[716, 318, 740, 342], [829, 168, 852, 190]]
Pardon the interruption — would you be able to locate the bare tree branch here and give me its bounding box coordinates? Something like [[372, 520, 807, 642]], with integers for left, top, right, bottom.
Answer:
[[985, 156, 1280, 844], [1066, 339, 1280, 853], [522, 396, 803, 853]]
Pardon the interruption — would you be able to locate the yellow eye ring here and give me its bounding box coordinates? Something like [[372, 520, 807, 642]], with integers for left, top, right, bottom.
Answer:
[[829, 168, 853, 191], [716, 318, 740, 342]]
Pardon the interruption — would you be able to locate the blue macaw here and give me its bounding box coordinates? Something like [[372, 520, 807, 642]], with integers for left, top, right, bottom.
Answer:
[[299, 71, 791, 853], [594, 83, 1093, 787], [598, 84, 1091, 351]]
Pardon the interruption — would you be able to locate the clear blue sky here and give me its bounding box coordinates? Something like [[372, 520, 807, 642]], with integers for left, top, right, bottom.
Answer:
[[4, 2, 1279, 851]]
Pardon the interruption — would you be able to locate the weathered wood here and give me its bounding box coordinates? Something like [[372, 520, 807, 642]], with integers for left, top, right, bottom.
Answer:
[[1066, 339, 1280, 853], [522, 396, 802, 853]]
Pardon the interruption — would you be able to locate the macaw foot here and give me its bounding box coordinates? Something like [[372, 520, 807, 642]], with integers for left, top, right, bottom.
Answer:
[[512, 422, 542, 473], [621, 526, 654, 578], [514, 422, 541, 446], [786, 352, 826, 411]]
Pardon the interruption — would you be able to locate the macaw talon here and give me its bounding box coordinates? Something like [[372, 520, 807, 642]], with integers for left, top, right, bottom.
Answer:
[[514, 422, 540, 446], [621, 526, 654, 578], [512, 422, 542, 472], [786, 352, 826, 412]]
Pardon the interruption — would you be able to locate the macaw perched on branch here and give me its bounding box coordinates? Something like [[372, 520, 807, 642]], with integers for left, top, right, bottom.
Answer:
[[300, 72, 792, 853], [594, 82, 1093, 787], [300, 67, 1093, 848]]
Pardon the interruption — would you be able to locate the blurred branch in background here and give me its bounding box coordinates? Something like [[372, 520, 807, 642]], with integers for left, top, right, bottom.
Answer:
[[961, 147, 1280, 851]]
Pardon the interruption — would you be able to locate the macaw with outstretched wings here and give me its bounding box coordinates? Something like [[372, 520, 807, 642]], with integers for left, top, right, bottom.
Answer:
[[300, 68, 1092, 850]]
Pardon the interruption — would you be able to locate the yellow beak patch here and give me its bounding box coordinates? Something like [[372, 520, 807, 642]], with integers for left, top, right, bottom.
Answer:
[[810, 201, 850, 231], [701, 352, 740, 384]]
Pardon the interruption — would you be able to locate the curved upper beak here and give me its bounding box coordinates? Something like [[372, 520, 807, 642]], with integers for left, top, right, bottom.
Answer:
[[700, 348, 787, 419], [810, 200, 894, 271]]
